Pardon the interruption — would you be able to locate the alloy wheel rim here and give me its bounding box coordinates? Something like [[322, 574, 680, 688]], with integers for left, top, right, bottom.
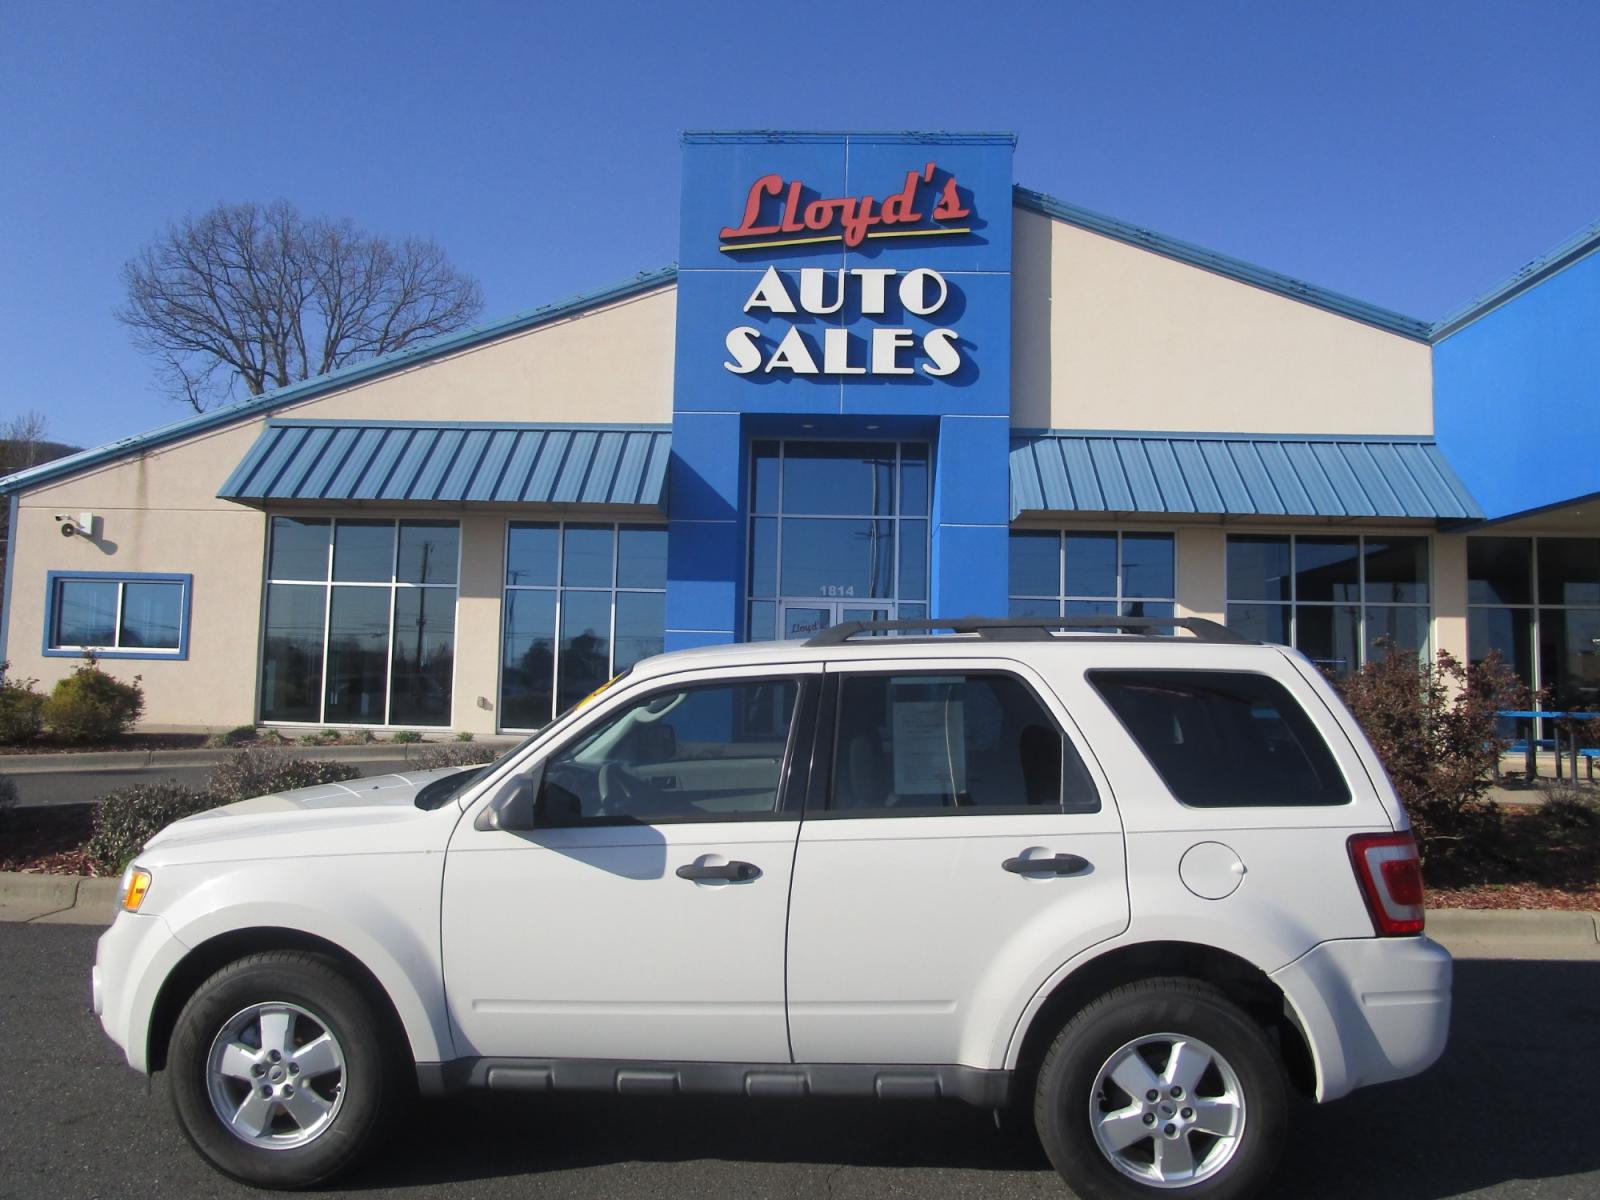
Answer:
[[1087, 1031, 1246, 1189], [204, 1001, 347, 1150]]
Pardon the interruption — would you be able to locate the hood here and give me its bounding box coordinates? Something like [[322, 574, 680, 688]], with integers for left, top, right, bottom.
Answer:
[[140, 767, 473, 860]]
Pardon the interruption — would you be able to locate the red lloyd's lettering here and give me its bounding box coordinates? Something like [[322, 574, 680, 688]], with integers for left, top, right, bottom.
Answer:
[[719, 163, 965, 247]]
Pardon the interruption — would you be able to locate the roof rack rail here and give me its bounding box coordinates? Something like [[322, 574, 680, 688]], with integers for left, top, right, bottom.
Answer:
[[804, 615, 1250, 647]]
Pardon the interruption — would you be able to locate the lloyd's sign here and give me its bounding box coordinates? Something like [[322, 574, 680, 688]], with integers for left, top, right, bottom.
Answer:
[[718, 162, 973, 379]]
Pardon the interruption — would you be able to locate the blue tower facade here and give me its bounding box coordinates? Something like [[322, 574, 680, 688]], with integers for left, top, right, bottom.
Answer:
[[665, 132, 1016, 650]]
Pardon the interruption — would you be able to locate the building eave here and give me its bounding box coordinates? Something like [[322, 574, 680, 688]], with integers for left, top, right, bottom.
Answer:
[[0, 266, 679, 497], [1014, 187, 1434, 343]]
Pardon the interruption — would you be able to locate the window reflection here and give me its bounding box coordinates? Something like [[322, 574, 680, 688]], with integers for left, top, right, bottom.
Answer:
[[259, 519, 457, 726], [501, 522, 667, 730]]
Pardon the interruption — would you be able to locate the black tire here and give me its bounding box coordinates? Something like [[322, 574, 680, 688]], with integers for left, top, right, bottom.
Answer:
[[1033, 977, 1287, 1200], [167, 951, 399, 1189]]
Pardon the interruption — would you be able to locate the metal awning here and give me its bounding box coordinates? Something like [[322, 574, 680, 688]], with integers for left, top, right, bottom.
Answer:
[[1009, 431, 1483, 521], [219, 421, 671, 508]]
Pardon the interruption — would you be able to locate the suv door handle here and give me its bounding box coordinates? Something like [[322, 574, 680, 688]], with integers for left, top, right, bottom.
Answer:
[[1003, 853, 1091, 876], [676, 861, 762, 883]]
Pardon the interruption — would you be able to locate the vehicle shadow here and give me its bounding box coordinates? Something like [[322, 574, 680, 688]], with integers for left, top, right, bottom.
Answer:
[[341, 959, 1600, 1198]]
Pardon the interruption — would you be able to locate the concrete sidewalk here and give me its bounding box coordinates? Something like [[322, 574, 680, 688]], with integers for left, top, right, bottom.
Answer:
[[1, 870, 1595, 959], [0, 740, 521, 776]]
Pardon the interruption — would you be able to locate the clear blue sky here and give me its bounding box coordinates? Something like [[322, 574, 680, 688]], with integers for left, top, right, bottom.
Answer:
[[5, 0, 1600, 445]]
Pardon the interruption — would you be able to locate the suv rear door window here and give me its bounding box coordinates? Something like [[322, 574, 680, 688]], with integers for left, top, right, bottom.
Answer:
[[827, 672, 1099, 814], [1088, 670, 1349, 807]]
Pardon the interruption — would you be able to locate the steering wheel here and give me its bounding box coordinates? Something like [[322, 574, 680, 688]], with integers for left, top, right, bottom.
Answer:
[[596, 761, 647, 815]]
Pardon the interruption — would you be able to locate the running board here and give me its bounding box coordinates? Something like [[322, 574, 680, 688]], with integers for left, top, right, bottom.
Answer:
[[417, 1058, 1010, 1108]]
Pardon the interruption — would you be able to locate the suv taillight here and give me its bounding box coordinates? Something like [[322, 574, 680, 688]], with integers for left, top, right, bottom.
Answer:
[[1348, 832, 1425, 936]]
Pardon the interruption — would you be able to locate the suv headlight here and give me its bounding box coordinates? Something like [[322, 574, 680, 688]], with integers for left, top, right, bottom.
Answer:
[[118, 865, 153, 912]]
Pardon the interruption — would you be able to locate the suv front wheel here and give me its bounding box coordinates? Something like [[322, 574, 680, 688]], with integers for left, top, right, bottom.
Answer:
[[167, 951, 398, 1189], [1034, 978, 1287, 1200]]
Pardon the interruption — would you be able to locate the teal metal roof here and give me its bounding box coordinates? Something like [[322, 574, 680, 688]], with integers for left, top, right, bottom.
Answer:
[[0, 267, 677, 497], [220, 421, 671, 508], [1009, 431, 1483, 521]]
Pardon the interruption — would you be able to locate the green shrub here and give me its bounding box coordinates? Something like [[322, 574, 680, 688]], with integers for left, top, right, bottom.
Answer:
[[88, 781, 214, 872], [257, 728, 288, 745], [205, 748, 362, 806], [42, 659, 144, 742], [390, 730, 422, 744], [205, 724, 259, 748], [454, 730, 474, 743], [1334, 648, 1530, 861], [412, 744, 501, 770], [0, 667, 45, 744]]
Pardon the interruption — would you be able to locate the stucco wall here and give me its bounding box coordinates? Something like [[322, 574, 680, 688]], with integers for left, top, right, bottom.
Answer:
[[1010, 208, 1433, 436], [2, 285, 676, 730]]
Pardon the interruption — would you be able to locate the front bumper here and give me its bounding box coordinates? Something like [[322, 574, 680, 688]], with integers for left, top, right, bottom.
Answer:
[[1271, 934, 1452, 1102], [94, 909, 186, 1073]]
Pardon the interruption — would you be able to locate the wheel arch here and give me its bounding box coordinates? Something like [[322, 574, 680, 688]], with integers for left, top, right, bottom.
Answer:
[[147, 927, 415, 1075], [1007, 940, 1316, 1105]]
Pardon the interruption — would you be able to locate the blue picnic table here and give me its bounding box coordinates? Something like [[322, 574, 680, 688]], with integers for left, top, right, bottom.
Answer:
[[1495, 710, 1600, 782]]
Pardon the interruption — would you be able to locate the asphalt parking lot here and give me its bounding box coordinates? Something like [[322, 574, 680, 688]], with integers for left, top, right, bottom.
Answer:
[[3, 922, 1597, 1200]]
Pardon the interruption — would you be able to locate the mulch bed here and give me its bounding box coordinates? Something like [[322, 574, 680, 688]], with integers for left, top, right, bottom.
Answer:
[[0, 803, 99, 875]]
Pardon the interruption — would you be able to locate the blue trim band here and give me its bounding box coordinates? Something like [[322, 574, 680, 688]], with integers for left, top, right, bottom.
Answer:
[[42, 570, 193, 661], [1430, 219, 1600, 340], [0, 494, 16, 670]]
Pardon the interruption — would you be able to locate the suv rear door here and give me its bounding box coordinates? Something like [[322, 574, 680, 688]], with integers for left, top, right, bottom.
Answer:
[[784, 656, 1129, 1066]]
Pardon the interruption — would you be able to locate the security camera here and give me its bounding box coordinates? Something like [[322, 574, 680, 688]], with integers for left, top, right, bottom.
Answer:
[[54, 512, 96, 539]]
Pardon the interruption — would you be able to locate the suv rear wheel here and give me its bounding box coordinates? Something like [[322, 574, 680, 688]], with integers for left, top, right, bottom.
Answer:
[[1034, 978, 1287, 1200], [167, 951, 397, 1188]]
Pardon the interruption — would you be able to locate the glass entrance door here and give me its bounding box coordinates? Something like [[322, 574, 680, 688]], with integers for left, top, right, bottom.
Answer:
[[780, 602, 892, 641]]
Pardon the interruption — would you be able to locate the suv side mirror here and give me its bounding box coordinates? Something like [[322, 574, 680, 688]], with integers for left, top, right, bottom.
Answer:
[[473, 764, 542, 832]]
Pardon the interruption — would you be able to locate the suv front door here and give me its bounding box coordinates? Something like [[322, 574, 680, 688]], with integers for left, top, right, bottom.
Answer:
[[443, 666, 817, 1064], [785, 659, 1130, 1066]]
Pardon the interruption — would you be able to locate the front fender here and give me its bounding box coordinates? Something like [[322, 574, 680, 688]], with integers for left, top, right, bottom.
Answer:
[[151, 854, 451, 1067]]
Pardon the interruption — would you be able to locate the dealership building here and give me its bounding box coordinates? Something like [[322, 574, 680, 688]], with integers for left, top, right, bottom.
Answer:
[[3, 130, 1598, 734]]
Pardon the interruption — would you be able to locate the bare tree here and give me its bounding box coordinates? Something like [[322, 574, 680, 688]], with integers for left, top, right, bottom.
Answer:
[[0, 411, 51, 475], [118, 201, 485, 412]]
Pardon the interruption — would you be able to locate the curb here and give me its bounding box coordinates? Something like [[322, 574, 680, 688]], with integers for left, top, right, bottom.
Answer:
[[1424, 908, 1600, 959], [0, 741, 521, 775], [0, 872, 119, 925]]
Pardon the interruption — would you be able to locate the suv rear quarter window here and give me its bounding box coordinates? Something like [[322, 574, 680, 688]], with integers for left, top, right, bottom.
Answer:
[[1088, 669, 1350, 808]]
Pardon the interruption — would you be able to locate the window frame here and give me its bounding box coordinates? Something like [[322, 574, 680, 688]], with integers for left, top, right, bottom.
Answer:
[[499, 519, 668, 733], [44, 570, 192, 660], [808, 667, 1100, 819], [257, 516, 461, 728], [1007, 528, 1178, 619], [1224, 531, 1433, 673], [531, 672, 818, 828], [1086, 666, 1353, 810]]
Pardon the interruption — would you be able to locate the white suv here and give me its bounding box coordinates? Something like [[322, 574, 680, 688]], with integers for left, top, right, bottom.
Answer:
[[92, 617, 1450, 1200]]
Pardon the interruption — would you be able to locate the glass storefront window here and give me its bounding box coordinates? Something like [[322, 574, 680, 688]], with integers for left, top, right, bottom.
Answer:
[[1469, 537, 1600, 721], [260, 516, 458, 726], [749, 441, 929, 638], [1009, 530, 1176, 621], [500, 521, 667, 730], [1224, 534, 1429, 674]]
